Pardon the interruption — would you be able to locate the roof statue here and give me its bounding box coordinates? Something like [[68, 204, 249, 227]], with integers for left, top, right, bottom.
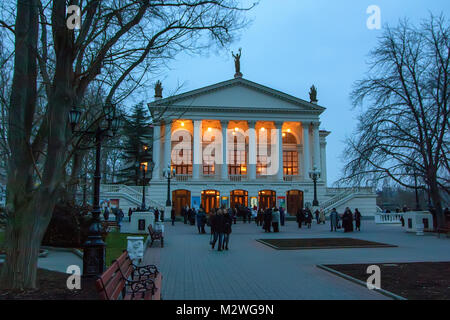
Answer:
[[309, 85, 318, 103], [232, 48, 242, 78], [155, 80, 163, 98]]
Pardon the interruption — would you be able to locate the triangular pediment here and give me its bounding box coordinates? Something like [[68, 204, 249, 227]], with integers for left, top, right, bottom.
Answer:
[[149, 78, 325, 113]]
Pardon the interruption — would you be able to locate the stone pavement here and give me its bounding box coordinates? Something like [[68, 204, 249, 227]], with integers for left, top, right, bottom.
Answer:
[[143, 219, 450, 300]]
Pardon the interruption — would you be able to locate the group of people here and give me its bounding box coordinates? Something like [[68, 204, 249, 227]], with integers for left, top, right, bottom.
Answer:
[[208, 205, 233, 251], [102, 206, 125, 225], [329, 207, 362, 232], [295, 207, 326, 228]]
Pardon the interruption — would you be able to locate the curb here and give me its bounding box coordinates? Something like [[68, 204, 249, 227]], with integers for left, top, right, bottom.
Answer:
[[41, 246, 83, 259], [316, 264, 407, 300]]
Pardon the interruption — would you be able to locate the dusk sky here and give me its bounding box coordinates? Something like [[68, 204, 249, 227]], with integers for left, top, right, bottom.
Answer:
[[139, 0, 449, 186]]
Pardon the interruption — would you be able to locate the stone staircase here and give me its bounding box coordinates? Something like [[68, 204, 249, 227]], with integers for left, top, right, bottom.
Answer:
[[321, 187, 377, 215], [100, 184, 164, 210]]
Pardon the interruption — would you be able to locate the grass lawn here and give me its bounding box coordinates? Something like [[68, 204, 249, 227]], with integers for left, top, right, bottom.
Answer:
[[105, 231, 147, 266]]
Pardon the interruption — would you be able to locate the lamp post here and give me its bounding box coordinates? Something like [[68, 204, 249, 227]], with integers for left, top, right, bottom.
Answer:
[[406, 166, 421, 211], [309, 165, 321, 207], [137, 146, 153, 211], [163, 163, 176, 207], [69, 104, 122, 277]]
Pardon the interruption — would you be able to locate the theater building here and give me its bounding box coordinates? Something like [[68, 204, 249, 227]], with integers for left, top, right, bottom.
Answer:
[[146, 75, 332, 216]]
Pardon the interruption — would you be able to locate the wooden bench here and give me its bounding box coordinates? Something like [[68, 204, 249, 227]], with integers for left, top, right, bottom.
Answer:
[[102, 220, 119, 232], [148, 224, 164, 248], [96, 251, 162, 300]]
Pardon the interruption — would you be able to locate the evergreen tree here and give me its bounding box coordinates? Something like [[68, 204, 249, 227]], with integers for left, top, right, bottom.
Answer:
[[118, 102, 153, 185]]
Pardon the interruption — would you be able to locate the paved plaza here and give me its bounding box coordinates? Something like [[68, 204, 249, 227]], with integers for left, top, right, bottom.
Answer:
[[143, 219, 450, 300]]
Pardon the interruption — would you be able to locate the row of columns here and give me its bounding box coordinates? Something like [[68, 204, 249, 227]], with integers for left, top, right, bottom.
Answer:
[[152, 120, 321, 181]]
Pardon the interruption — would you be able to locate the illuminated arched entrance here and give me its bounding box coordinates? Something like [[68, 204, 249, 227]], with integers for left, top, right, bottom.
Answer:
[[286, 190, 304, 215], [172, 190, 191, 216], [201, 190, 220, 213], [258, 190, 276, 210], [230, 190, 248, 208]]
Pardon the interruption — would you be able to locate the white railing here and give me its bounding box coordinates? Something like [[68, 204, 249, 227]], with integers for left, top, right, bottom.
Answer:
[[175, 174, 192, 182], [283, 175, 300, 182], [229, 175, 248, 182], [375, 213, 403, 224]]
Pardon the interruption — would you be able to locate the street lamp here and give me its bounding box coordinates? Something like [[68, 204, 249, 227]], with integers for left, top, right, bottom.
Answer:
[[309, 165, 321, 207], [137, 148, 154, 211], [69, 104, 122, 277], [406, 165, 421, 211], [163, 163, 176, 207]]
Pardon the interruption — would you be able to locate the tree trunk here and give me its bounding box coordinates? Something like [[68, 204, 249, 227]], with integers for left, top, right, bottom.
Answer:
[[0, 193, 55, 289]]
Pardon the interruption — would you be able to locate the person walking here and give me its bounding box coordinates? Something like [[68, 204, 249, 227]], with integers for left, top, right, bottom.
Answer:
[[296, 207, 304, 228], [280, 206, 285, 226], [257, 208, 264, 226], [232, 206, 237, 224], [103, 206, 110, 221], [128, 207, 133, 222], [154, 208, 160, 222], [182, 206, 188, 224], [354, 208, 361, 231], [315, 209, 320, 224], [196, 206, 207, 234], [305, 208, 312, 228], [223, 206, 232, 250], [330, 208, 338, 232], [319, 208, 326, 224], [272, 207, 281, 232], [211, 208, 225, 251], [251, 206, 257, 223], [171, 207, 176, 226], [342, 207, 354, 232], [263, 207, 273, 232]]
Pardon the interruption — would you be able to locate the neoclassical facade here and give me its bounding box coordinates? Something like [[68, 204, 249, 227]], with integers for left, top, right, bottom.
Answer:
[[148, 77, 331, 215]]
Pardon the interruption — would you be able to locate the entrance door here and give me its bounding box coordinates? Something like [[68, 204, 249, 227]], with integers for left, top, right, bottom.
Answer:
[[172, 190, 191, 215], [230, 190, 248, 208], [258, 190, 276, 210], [201, 190, 220, 213], [286, 190, 304, 215]]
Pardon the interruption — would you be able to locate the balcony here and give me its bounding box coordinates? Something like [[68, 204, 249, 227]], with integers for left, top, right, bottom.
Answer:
[[175, 174, 192, 182], [228, 174, 248, 182]]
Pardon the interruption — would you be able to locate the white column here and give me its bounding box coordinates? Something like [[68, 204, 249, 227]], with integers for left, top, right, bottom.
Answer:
[[302, 122, 310, 180], [163, 120, 172, 170], [221, 120, 228, 180], [193, 120, 202, 180], [275, 121, 284, 181], [313, 122, 320, 170], [248, 121, 256, 181], [152, 124, 161, 181], [320, 141, 327, 184]]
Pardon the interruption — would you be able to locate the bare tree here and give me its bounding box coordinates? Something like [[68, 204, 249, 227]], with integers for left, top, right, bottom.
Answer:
[[340, 14, 449, 228], [0, 0, 254, 290]]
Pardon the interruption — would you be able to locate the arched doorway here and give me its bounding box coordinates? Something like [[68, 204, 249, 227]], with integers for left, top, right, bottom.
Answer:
[[230, 190, 248, 208], [286, 190, 304, 216], [201, 190, 220, 213], [172, 190, 191, 216], [258, 190, 276, 210]]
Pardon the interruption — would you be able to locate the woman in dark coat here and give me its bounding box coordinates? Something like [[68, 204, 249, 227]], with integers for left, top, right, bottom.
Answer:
[[342, 207, 354, 232], [222, 207, 232, 250], [354, 208, 361, 231], [296, 208, 304, 228], [304, 208, 312, 228]]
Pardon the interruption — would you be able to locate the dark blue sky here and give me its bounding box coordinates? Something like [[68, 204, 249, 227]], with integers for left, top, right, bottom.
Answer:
[[143, 0, 449, 186]]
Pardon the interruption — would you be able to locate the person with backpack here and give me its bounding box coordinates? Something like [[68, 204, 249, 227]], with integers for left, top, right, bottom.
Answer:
[[222, 206, 232, 250]]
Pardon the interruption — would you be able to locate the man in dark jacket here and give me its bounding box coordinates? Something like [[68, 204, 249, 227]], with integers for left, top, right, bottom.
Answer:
[[211, 209, 225, 251], [296, 208, 304, 228], [171, 207, 176, 226], [263, 208, 272, 232], [223, 208, 232, 250]]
